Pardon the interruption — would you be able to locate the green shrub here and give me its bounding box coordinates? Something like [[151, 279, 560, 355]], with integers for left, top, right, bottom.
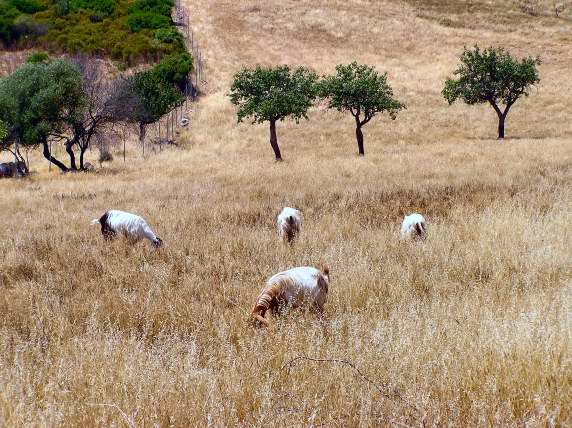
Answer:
[[128, 0, 173, 15], [9, 0, 45, 14], [70, 0, 115, 15], [153, 27, 180, 43], [154, 51, 192, 88], [26, 51, 49, 63], [0, 3, 21, 44], [126, 11, 170, 32]]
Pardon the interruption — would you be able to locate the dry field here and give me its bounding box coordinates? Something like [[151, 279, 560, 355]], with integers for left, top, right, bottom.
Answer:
[[1, 0, 571, 426]]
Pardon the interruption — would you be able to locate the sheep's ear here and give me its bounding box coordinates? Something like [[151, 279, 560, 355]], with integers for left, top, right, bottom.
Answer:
[[415, 223, 422, 235]]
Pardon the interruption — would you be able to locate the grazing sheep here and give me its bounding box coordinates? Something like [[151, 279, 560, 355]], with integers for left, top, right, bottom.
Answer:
[[277, 207, 302, 244], [400, 213, 427, 240], [251, 266, 330, 327], [91, 210, 163, 247]]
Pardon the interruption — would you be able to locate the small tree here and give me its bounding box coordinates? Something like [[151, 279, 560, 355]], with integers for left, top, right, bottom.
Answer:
[[443, 46, 541, 139], [229, 65, 318, 161], [319, 62, 405, 156], [126, 69, 184, 148], [66, 55, 129, 170]]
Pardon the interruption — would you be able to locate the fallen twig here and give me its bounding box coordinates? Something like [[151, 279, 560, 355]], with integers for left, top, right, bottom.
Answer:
[[280, 355, 420, 414]]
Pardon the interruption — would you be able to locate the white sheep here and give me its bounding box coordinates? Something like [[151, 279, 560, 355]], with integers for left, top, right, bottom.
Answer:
[[91, 210, 163, 247], [250, 266, 329, 327], [277, 207, 302, 244], [400, 213, 427, 240]]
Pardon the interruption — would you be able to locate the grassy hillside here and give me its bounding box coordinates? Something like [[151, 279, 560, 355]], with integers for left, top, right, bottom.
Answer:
[[0, 0, 570, 425]]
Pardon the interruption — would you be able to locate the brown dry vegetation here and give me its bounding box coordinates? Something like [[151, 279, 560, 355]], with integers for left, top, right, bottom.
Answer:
[[1, 0, 571, 426]]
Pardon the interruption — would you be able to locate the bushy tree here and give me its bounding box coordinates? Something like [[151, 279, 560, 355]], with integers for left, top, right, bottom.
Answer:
[[126, 69, 184, 147], [319, 62, 405, 156], [153, 52, 193, 91], [0, 59, 85, 172], [229, 65, 318, 161], [443, 46, 541, 139]]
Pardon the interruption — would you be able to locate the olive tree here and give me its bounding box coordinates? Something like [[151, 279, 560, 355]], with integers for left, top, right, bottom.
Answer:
[[319, 62, 405, 157], [443, 46, 541, 139], [229, 65, 318, 161], [0, 59, 85, 172]]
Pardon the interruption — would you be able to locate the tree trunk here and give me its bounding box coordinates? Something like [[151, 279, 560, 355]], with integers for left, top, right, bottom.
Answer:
[[79, 144, 87, 170], [42, 140, 68, 172], [498, 113, 506, 139], [355, 120, 365, 156], [489, 100, 509, 140], [269, 119, 282, 161], [65, 141, 78, 170]]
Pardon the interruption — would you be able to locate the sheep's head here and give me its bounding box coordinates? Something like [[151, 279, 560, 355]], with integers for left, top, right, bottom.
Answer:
[[318, 267, 330, 293], [153, 237, 163, 248], [414, 223, 427, 240], [250, 310, 271, 328]]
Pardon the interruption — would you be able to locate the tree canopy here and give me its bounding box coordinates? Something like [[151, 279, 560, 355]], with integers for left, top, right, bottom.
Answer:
[[229, 65, 318, 160], [125, 67, 184, 148], [128, 68, 184, 126], [0, 59, 85, 170], [442, 46, 541, 138], [319, 62, 405, 156], [153, 51, 193, 91]]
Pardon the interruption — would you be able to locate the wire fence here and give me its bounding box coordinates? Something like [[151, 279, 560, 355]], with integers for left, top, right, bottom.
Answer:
[[140, 0, 206, 155]]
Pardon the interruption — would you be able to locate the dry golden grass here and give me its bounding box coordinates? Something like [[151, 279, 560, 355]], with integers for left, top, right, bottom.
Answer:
[[1, 0, 571, 426]]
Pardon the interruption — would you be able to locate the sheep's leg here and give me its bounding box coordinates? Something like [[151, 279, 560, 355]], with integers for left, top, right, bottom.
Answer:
[[102, 228, 116, 241]]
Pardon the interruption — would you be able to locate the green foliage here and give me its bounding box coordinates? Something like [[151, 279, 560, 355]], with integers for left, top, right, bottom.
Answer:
[[127, 0, 173, 31], [0, 2, 21, 44], [128, 0, 172, 16], [0, 60, 85, 148], [126, 11, 170, 32], [9, 0, 45, 14], [26, 51, 49, 63], [154, 51, 193, 88], [0, 120, 7, 142], [319, 62, 405, 124], [70, 0, 115, 15], [442, 46, 541, 107], [2, 0, 189, 67], [154, 26, 181, 43], [128, 68, 183, 124], [229, 65, 319, 124], [0, 0, 46, 45]]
